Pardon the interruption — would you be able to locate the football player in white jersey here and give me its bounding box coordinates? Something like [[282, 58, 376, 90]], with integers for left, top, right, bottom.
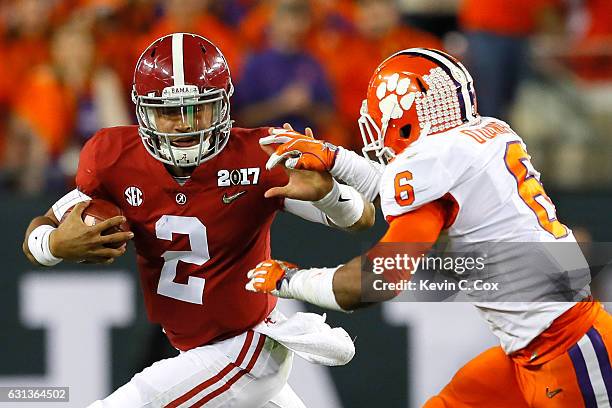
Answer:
[[246, 49, 612, 407]]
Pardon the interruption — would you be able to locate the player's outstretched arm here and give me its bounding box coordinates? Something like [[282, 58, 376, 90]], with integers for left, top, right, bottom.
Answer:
[[246, 201, 446, 310], [261, 125, 375, 231], [23, 201, 133, 266], [260, 126, 382, 203], [276, 177, 376, 232], [244, 255, 394, 311], [23, 210, 61, 266]]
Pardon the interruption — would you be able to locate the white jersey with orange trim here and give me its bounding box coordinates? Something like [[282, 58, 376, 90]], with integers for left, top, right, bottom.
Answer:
[[379, 116, 591, 354]]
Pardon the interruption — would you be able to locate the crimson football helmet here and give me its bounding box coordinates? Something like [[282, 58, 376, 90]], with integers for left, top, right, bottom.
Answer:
[[359, 48, 479, 163], [132, 33, 234, 167]]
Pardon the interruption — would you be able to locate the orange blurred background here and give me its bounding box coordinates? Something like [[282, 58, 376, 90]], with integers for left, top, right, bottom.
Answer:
[[0, 0, 610, 194]]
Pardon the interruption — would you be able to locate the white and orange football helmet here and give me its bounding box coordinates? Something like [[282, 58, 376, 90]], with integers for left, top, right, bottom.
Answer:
[[359, 48, 479, 163]]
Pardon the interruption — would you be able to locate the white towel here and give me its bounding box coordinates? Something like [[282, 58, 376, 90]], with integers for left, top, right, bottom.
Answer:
[[254, 309, 355, 367]]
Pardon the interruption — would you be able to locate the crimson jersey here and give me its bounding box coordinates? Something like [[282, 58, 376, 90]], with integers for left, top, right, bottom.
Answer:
[[76, 125, 287, 350]]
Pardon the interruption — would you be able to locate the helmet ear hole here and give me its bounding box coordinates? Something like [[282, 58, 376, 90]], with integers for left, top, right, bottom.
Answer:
[[400, 124, 412, 139]]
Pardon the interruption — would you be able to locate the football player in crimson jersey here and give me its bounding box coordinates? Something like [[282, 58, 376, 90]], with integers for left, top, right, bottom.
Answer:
[[247, 48, 612, 407], [22, 33, 374, 407]]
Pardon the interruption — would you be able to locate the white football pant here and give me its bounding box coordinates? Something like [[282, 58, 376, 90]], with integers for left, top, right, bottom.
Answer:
[[87, 330, 305, 407]]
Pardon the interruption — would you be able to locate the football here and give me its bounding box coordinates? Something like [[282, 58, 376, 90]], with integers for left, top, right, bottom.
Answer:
[[61, 198, 129, 248]]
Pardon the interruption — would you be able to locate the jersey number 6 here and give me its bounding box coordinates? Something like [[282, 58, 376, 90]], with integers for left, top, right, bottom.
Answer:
[[155, 215, 209, 304], [394, 171, 415, 206], [504, 141, 568, 239]]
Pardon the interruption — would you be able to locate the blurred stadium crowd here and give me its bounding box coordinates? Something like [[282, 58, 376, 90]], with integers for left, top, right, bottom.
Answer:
[[0, 0, 610, 195]]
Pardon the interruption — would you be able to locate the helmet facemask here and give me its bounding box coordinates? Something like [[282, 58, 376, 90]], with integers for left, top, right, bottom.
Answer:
[[133, 84, 233, 167], [358, 100, 396, 165]]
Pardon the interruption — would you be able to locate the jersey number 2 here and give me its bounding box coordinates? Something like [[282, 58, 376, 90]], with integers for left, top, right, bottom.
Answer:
[[504, 141, 568, 239], [155, 215, 209, 304]]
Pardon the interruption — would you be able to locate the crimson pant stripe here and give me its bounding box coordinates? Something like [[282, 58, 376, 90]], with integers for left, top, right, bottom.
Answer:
[[191, 333, 266, 407], [569, 342, 598, 408], [166, 331, 254, 407], [586, 328, 612, 403]]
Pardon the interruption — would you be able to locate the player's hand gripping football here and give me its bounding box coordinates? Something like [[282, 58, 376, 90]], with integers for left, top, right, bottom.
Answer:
[[245, 260, 299, 298], [50, 201, 133, 264], [260, 124, 335, 201]]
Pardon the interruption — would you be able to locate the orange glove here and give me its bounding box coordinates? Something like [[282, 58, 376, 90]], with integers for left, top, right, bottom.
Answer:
[[245, 259, 299, 296], [260, 128, 338, 172]]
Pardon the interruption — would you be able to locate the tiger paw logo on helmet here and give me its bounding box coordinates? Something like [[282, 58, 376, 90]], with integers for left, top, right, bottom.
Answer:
[[375, 73, 416, 120], [360, 48, 479, 162]]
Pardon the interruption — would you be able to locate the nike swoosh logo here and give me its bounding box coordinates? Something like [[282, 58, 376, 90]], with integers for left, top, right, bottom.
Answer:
[[222, 191, 247, 204], [546, 388, 562, 398], [338, 196, 350, 202]]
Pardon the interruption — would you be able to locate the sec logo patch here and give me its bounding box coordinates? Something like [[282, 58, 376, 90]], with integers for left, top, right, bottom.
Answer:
[[125, 186, 144, 206]]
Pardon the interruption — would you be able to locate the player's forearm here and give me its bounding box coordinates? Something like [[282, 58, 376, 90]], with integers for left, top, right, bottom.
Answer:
[[333, 256, 399, 310], [275, 255, 395, 312], [273, 253, 388, 312], [332, 257, 369, 310], [276, 264, 350, 312], [22, 215, 59, 266], [331, 147, 383, 203], [324, 199, 375, 232], [312, 181, 374, 230], [249, 251, 400, 310], [342, 201, 375, 232], [284, 182, 375, 231]]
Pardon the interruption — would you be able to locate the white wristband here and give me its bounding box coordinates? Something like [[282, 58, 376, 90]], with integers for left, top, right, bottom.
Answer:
[[330, 147, 383, 203], [278, 266, 348, 312], [313, 181, 364, 228], [28, 225, 62, 266]]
